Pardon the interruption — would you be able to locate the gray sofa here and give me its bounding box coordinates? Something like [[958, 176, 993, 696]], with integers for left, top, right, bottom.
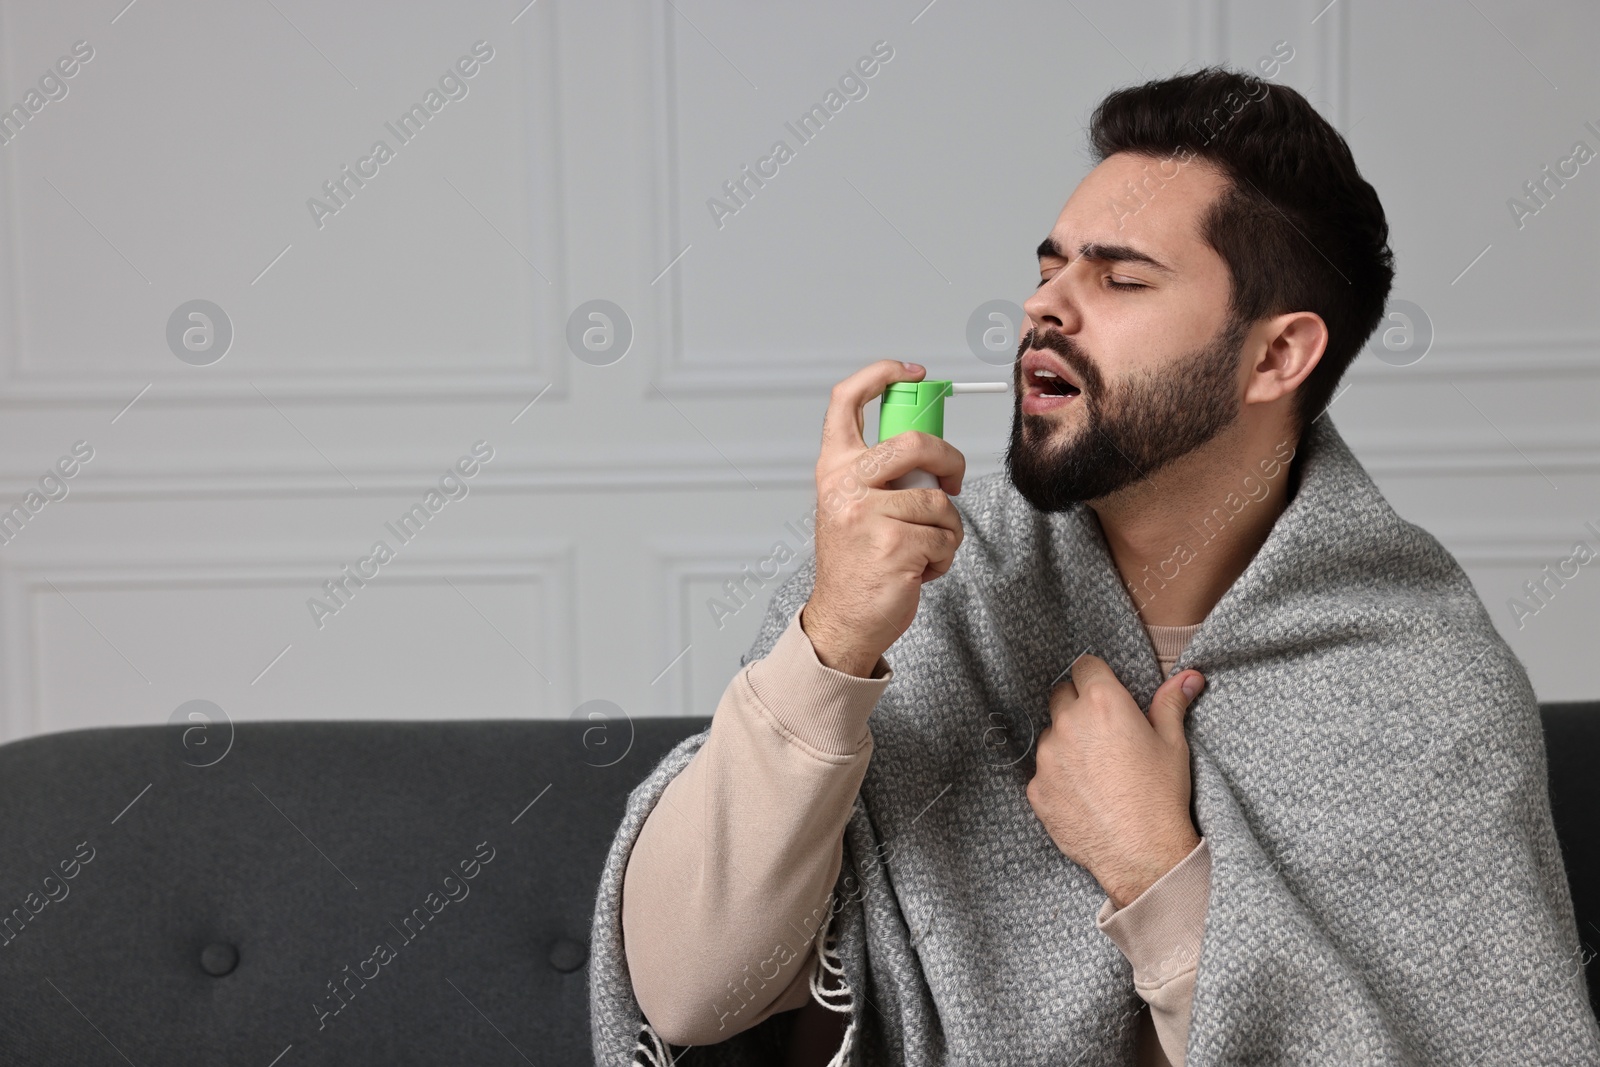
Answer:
[[0, 704, 1594, 1065]]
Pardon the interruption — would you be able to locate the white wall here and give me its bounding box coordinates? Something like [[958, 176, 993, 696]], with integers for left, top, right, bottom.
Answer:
[[0, 0, 1594, 743]]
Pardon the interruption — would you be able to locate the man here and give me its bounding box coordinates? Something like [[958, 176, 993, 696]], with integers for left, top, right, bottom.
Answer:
[[591, 67, 1600, 1066]]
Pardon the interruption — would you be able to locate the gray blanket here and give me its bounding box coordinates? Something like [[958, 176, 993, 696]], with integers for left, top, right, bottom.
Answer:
[[589, 414, 1600, 1065]]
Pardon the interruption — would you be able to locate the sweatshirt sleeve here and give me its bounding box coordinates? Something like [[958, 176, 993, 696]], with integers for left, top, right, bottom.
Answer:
[[621, 602, 893, 1047], [1094, 836, 1211, 1067]]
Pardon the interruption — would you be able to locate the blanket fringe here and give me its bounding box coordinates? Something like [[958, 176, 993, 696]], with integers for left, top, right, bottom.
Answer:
[[809, 907, 858, 1067], [633, 1018, 676, 1066], [628, 908, 858, 1067]]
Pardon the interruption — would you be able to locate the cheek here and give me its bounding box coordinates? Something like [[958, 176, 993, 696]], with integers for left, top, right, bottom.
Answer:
[[1120, 302, 1229, 375], [1084, 304, 1169, 375], [1132, 303, 1201, 353]]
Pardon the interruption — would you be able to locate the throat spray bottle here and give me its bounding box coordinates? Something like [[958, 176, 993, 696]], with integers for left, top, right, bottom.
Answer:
[[876, 379, 1010, 489]]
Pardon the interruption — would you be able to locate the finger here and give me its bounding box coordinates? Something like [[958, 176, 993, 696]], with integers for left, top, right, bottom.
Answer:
[[1147, 671, 1205, 742], [1045, 670, 1078, 725], [874, 486, 964, 540], [1067, 651, 1115, 695], [884, 519, 961, 578], [820, 361, 926, 467], [918, 555, 954, 583], [872, 431, 967, 496]]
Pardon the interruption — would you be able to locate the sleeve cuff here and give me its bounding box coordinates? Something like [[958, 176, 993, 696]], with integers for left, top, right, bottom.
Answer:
[[1095, 837, 1211, 987], [743, 604, 893, 756]]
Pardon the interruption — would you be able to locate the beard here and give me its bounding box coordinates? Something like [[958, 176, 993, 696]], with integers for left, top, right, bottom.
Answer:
[[1003, 315, 1249, 511]]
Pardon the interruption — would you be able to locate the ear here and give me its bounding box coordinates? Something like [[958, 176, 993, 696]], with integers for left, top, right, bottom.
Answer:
[[1243, 310, 1327, 407]]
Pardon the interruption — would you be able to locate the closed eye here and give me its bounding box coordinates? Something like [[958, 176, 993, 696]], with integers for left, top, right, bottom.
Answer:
[[1035, 270, 1148, 291]]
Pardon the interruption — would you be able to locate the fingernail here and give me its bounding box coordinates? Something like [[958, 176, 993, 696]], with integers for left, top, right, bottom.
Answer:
[[1181, 674, 1203, 699], [902, 361, 922, 371]]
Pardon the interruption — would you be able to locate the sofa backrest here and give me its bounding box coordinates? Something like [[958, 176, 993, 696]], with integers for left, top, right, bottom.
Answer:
[[0, 715, 710, 1066], [1541, 701, 1600, 1019]]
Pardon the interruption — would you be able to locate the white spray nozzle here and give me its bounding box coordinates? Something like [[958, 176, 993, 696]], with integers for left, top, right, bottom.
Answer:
[[948, 381, 1010, 394]]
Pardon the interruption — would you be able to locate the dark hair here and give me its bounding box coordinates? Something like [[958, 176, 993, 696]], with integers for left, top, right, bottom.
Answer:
[[1087, 67, 1394, 437]]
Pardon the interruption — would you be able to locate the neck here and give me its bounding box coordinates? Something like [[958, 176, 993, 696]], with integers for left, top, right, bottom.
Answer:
[[1088, 416, 1302, 627]]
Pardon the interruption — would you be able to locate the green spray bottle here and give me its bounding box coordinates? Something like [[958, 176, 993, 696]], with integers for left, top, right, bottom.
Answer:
[[876, 379, 1010, 489]]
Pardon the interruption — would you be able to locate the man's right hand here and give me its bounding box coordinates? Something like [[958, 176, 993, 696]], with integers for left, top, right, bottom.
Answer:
[[801, 360, 967, 678]]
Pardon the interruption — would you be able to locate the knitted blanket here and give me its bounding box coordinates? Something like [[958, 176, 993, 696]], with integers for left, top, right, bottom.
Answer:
[[589, 415, 1600, 1065]]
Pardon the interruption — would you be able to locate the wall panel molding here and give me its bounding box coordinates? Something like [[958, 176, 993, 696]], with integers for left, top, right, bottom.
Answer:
[[0, 9, 569, 406], [651, 538, 817, 717], [0, 418, 1590, 498], [0, 542, 576, 740]]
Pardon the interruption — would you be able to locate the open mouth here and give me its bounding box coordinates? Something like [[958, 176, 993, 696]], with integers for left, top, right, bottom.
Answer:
[[1027, 370, 1081, 398]]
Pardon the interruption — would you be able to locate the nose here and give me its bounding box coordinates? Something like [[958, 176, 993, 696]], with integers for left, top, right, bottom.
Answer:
[[1023, 265, 1083, 338]]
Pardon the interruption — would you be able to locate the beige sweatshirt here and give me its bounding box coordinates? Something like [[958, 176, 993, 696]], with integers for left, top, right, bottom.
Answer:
[[622, 602, 1209, 1066]]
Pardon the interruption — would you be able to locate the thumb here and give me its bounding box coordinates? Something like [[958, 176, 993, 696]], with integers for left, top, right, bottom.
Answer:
[[1148, 670, 1204, 741]]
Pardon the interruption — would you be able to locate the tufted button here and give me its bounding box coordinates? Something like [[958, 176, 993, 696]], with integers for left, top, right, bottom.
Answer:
[[200, 942, 239, 977], [547, 937, 587, 973]]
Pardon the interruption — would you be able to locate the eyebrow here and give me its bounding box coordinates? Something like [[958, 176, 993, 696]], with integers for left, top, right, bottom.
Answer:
[[1036, 235, 1175, 275]]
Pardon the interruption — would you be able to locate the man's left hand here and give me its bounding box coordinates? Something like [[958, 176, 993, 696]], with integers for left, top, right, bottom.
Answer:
[[1025, 654, 1205, 909]]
